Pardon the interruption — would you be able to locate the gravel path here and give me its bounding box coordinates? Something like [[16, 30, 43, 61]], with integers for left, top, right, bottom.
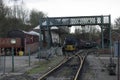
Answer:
[[82, 55, 117, 80]]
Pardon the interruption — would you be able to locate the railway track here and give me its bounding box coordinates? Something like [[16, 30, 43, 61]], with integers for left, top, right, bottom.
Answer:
[[38, 51, 87, 80]]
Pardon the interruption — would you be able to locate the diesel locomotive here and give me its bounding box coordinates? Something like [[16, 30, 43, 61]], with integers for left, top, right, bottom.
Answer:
[[62, 37, 97, 53], [63, 37, 78, 52]]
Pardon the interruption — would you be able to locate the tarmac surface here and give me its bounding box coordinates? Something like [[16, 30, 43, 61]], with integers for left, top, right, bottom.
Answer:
[[0, 47, 62, 74], [0, 53, 38, 74]]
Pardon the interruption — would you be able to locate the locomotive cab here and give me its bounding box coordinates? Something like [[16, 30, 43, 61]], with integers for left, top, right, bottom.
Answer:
[[63, 37, 78, 52]]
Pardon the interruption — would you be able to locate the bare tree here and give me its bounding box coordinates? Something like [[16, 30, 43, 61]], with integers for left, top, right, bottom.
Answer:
[[17, 5, 29, 23], [74, 25, 100, 41], [7, 0, 29, 23], [115, 17, 120, 29], [0, 0, 8, 18]]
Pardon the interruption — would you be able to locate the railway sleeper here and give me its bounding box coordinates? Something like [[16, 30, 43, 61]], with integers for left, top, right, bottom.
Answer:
[[66, 63, 78, 67]]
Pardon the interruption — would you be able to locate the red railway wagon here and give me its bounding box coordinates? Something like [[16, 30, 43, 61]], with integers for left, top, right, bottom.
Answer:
[[0, 38, 21, 48], [7, 30, 39, 55], [0, 38, 22, 55]]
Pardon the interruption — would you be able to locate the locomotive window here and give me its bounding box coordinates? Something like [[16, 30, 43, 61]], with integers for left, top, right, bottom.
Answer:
[[65, 40, 76, 45]]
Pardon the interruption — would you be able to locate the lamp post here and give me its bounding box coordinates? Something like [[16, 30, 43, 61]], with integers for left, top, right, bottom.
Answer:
[[10, 39, 16, 72]]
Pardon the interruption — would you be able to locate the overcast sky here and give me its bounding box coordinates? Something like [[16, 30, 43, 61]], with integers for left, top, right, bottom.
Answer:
[[5, 0, 120, 24], [4, 0, 120, 32], [24, 0, 120, 24]]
